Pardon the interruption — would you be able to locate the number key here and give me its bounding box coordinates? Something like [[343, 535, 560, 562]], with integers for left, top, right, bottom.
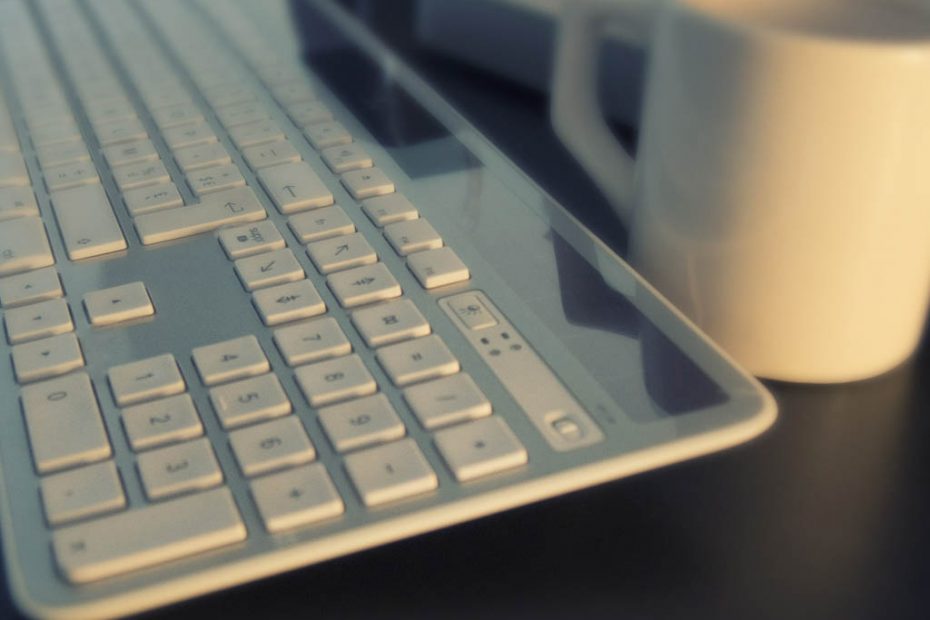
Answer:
[[121, 394, 203, 451], [208, 373, 291, 429], [228, 416, 315, 476], [137, 438, 223, 500]]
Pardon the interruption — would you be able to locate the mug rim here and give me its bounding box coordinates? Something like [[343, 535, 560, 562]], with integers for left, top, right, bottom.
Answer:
[[674, 0, 930, 51]]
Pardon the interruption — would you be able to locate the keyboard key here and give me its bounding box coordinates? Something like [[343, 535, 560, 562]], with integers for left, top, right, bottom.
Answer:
[[318, 394, 405, 453], [404, 373, 492, 430], [36, 141, 91, 169], [288, 205, 355, 243], [376, 335, 460, 387], [0, 266, 62, 308], [228, 119, 284, 149], [151, 103, 203, 129], [351, 298, 431, 348], [271, 81, 316, 106], [0, 186, 39, 221], [0, 216, 55, 277], [135, 186, 265, 245], [202, 83, 256, 108], [305, 121, 351, 150], [187, 163, 245, 196], [242, 140, 301, 170], [383, 218, 443, 256], [257, 161, 333, 214], [163, 122, 217, 150], [273, 317, 352, 366], [173, 141, 231, 172], [112, 159, 170, 191], [41, 461, 126, 527], [4, 297, 73, 344], [434, 417, 528, 482], [11, 332, 84, 383], [83, 281, 154, 326], [192, 334, 270, 386], [122, 393, 203, 451], [327, 263, 402, 309], [95, 117, 147, 146], [229, 416, 315, 476], [442, 292, 499, 331], [21, 372, 112, 474], [51, 487, 246, 584], [234, 247, 304, 291], [252, 279, 326, 326], [361, 193, 419, 227], [31, 121, 80, 148], [85, 97, 134, 125], [108, 353, 185, 406], [321, 143, 372, 174], [123, 182, 183, 216], [209, 372, 292, 429], [44, 161, 100, 191], [287, 100, 332, 127], [407, 247, 470, 289], [49, 184, 127, 260], [250, 463, 343, 533], [307, 233, 377, 274], [295, 354, 377, 407], [218, 220, 285, 258], [0, 152, 28, 187], [137, 438, 223, 500], [341, 167, 394, 200], [215, 101, 270, 128], [344, 439, 438, 507], [102, 140, 158, 168]]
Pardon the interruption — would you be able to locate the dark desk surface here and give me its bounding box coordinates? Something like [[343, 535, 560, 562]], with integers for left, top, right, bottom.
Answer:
[[4, 7, 929, 619]]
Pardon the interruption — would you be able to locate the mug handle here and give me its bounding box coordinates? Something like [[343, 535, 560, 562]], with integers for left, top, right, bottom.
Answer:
[[551, 0, 657, 225]]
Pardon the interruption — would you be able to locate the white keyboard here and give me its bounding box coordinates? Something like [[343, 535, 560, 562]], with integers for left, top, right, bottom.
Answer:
[[0, 0, 775, 617]]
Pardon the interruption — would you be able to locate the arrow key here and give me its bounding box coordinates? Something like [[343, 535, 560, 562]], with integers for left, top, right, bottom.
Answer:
[[252, 279, 326, 326], [306, 232, 377, 274], [83, 282, 155, 327], [11, 332, 84, 383], [234, 248, 304, 291]]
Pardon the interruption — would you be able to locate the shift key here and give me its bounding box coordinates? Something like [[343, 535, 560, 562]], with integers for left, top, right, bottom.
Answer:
[[50, 184, 127, 260], [135, 186, 266, 245]]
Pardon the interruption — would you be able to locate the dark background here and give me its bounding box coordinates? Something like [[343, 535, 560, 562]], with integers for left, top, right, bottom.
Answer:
[[4, 2, 929, 618]]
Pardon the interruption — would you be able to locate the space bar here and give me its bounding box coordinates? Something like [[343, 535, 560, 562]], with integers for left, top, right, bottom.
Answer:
[[134, 186, 266, 245], [52, 488, 246, 584]]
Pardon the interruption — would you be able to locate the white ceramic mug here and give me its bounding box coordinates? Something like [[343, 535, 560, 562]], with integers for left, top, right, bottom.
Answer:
[[552, 0, 930, 383]]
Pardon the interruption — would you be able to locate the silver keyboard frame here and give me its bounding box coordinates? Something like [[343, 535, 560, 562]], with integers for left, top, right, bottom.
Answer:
[[0, 0, 776, 617]]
